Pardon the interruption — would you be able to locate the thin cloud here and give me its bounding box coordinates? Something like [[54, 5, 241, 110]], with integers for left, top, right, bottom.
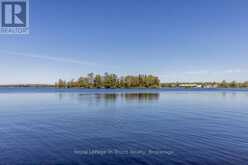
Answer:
[[223, 69, 242, 73], [184, 70, 209, 75], [184, 69, 248, 75], [1, 51, 97, 66], [160, 68, 248, 78]]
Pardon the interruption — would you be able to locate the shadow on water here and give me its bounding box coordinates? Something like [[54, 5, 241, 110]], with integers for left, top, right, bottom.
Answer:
[[58, 92, 160, 105]]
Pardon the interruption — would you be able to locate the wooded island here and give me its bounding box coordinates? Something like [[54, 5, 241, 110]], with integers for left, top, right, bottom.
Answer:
[[55, 73, 160, 88], [55, 73, 248, 88]]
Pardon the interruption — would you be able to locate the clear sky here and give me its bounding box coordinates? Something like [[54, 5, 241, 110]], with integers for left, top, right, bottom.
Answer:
[[0, 0, 248, 84]]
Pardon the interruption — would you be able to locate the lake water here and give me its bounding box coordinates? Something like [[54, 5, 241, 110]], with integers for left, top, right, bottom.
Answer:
[[0, 88, 248, 165]]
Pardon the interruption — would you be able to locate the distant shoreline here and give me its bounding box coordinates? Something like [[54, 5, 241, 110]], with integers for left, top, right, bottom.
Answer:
[[0, 85, 248, 89], [2, 73, 247, 89], [0, 84, 54, 88]]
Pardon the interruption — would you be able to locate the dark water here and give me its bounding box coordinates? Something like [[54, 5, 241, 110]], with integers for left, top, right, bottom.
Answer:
[[0, 88, 248, 165]]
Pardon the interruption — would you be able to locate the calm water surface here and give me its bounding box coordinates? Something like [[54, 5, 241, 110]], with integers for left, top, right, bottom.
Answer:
[[0, 88, 248, 165]]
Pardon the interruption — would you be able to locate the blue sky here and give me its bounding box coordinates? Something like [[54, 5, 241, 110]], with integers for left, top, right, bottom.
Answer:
[[0, 0, 248, 84]]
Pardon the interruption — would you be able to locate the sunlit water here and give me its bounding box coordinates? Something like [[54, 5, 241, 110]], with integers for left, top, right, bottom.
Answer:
[[0, 88, 248, 165]]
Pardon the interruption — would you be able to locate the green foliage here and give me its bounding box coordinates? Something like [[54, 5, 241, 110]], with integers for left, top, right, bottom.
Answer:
[[94, 74, 102, 88], [56, 74, 248, 89], [55, 73, 160, 88], [55, 79, 66, 88]]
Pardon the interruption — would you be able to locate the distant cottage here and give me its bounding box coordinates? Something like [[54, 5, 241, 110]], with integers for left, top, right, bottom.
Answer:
[[179, 84, 202, 88]]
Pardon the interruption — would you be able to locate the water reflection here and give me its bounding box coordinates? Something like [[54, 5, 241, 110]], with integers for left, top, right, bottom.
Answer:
[[121, 93, 159, 102], [58, 93, 159, 104]]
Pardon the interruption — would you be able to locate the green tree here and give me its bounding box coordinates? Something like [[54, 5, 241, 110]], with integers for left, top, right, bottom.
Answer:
[[94, 74, 102, 88], [87, 73, 94, 88], [58, 79, 66, 88], [56, 73, 162, 89], [220, 80, 229, 88]]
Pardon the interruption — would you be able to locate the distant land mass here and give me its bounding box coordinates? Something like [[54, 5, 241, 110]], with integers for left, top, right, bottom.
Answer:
[[0, 84, 53, 88], [1, 73, 248, 89]]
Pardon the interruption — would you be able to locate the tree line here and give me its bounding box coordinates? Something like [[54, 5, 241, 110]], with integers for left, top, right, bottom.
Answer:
[[55, 73, 160, 88], [161, 80, 248, 88], [55, 73, 248, 89]]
